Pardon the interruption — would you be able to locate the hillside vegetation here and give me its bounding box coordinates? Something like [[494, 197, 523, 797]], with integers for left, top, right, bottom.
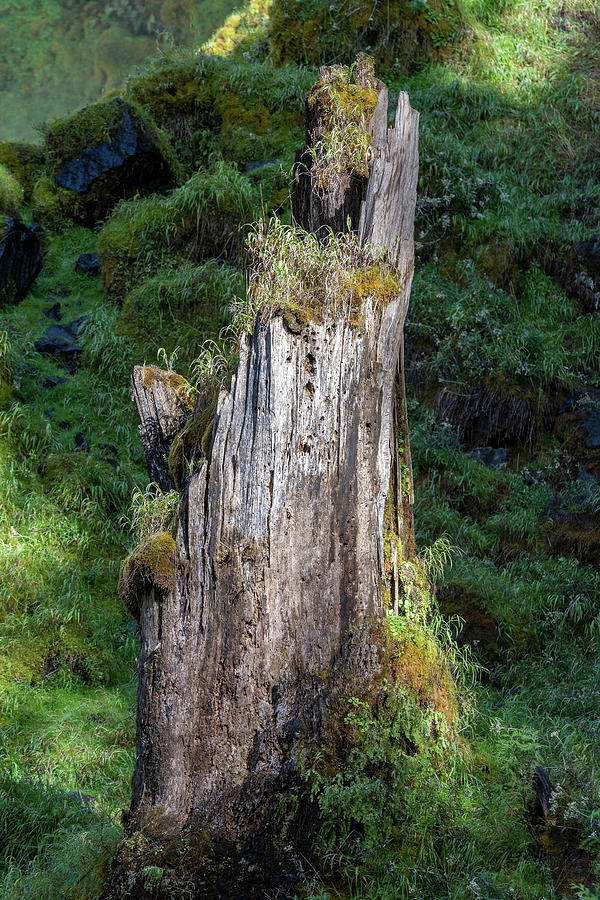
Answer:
[[1, 0, 600, 897]]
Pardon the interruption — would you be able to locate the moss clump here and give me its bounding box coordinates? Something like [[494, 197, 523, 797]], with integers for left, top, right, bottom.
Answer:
[[242, 220, 400, 333], [270, 0, 464, 71], [0, 142, 44, 200], [98, 161, 255, 301], [308, 59, 379, 184], [126, 53, 310, 173], [141, 366, 194, 411], [119, 532, 176, 621], [0, 164, 24, 216], [31, 175, 64, 228], [203, 0, 272, 59]]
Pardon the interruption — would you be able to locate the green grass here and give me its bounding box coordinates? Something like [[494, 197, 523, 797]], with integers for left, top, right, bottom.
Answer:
[[0, 226, 143, 897]]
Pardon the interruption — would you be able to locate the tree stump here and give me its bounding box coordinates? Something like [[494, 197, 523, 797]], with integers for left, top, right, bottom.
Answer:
[[107, 58, 419, 899]]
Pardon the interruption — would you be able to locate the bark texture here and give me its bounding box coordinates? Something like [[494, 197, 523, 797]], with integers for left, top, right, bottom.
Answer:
[[109, 62, 418, 899], [131, 364, 193, 491]]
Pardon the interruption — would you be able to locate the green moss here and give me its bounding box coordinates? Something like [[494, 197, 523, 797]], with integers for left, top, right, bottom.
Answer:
[[98, 161, 255, 301], [243, 221, 401, 333], [168, 402, 217, 489], [126, 52, 310, 173], [117, 260, 242, 368], [0, 142, 44, 200], [203, 0, 272, 58], [269, 0, 464, 71], [306, 59, 379, 185], [31, 175, 66, 228], [119, 532, 176, 621], [0, 164, 24, 216]]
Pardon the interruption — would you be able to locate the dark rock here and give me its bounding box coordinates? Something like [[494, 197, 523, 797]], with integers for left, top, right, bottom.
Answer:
[[34, 316, 87, 365], [44, 408, 55, 418], [43, 300, 62, 320], [53, 101, 176, 224], [244, 159, 277, 174], [34, 326, 83, 361], [465, 446, 508, 469], [75, 252, 101, 275], [41, 655, 60, 679], [541, 492, 600, 566], [564, 235, 600, 311], [74, 432, 89, 452], [554, 386, 600, 475], [99, 442, 118, 458], [0, 217, 43, 304], [39, 375, 68, 389]]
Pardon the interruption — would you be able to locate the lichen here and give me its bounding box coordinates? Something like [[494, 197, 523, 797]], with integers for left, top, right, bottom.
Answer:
[[119, 532, 176, 620]]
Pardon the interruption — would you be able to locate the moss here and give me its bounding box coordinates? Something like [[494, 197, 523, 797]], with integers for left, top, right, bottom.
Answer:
[[247, 222, 400, 333], [141, 366, 195, 412], [306, 61, 379, 185], [119, 532, 176, 621], [31, 175, 66, 228], [127, 52, 308, 173], [269, 0, 464, 71], [168, 401, 217, 489], [202, 0, 272, 59], [0, 164, 24, 216], [0, 142, 44, 200], [98, 161, 254, 301]]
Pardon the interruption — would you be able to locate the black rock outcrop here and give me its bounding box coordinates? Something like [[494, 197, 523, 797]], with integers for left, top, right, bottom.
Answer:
[[0, 217, 43, 304]]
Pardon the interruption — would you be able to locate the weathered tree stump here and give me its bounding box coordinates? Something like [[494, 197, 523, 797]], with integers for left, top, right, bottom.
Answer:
[[107, 58, 419, 899]]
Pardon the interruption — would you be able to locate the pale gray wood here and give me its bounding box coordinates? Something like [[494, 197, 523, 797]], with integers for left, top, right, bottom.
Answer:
[[131, 364, 193, 491]]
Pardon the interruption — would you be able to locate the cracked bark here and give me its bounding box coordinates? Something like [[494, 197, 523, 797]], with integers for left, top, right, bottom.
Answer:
[[107, 65, 418, 900]]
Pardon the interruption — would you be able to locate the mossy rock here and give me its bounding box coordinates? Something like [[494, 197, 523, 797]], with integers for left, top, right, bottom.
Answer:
[[119, 532, 177, 621], [126, 53, 309, 172], [203, 0, 272, 59], [98, 160, 255, 301], [269, 0, 464, 72], [31, 175, 65, 229], [0, 142, 44, 200], [42, 98, 183, 224]]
